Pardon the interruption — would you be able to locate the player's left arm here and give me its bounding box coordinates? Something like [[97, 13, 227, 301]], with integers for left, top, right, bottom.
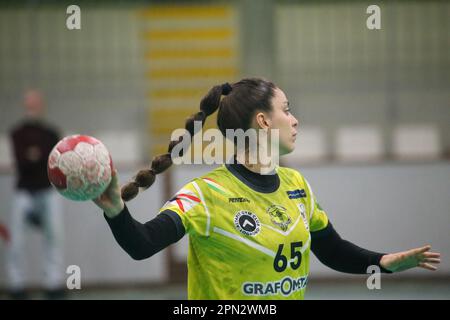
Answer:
[[311, 222, 392, 274], [304, 175, 441, 274], [311, 223, 441, 274]]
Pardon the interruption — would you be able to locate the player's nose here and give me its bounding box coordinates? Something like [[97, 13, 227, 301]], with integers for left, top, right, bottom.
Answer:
[[292, 115, 299, 129]]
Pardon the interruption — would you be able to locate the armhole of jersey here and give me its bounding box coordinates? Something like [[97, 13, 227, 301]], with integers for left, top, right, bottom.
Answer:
[[191, 180, 211, 237], [310, 221, 333, 240], [159, 209, 186, 239]]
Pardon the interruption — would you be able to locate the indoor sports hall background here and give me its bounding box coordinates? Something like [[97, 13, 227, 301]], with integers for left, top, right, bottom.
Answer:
[[0, 0, 449, 299]]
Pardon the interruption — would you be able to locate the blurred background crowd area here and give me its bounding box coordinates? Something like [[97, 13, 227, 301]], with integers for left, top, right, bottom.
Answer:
[[0, 0, 448, 166], [0, 0, 449, 299]]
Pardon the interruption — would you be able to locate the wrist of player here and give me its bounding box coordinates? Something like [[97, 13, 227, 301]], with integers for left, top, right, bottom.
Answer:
[[103, 199, 125, 219], [379, 252, 415, 273], [379, 254, 395, 272]]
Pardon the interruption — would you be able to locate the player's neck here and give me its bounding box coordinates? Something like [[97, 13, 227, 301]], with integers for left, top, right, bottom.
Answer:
[[235, 151, 276, 176]]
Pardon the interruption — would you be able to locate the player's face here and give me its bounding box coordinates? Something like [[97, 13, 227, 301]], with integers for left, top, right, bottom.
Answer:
[[268, 88, 299, 155]]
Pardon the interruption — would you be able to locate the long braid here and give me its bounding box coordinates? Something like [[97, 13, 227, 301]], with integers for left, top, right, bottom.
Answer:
[[121, 83, 232, 201]]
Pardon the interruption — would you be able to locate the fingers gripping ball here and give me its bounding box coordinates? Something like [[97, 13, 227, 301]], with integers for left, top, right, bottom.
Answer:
[[47, 135, 114, 201]]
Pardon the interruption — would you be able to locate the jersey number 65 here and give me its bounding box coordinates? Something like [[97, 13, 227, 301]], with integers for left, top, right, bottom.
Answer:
[[273, 242, 303, 272]]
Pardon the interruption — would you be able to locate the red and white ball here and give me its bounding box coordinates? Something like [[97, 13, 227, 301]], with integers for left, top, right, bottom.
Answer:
[[47, 135, 113, 201]]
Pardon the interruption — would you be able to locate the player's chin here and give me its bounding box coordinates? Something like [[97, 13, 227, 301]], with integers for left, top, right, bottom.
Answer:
[[279, 143, 295, 156]]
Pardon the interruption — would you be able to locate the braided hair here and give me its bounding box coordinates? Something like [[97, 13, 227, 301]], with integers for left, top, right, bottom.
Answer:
[[121, 83, 234, 201], [121, 78, 276, 201]]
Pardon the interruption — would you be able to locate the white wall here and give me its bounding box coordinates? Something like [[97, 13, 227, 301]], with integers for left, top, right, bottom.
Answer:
[[1, 162, 449, 289]]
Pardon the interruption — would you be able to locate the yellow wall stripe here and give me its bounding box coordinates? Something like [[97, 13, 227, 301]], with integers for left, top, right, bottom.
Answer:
[[143, 28, 233, 41], [141, 4, 239, 159], [146, 48, 234, 59]]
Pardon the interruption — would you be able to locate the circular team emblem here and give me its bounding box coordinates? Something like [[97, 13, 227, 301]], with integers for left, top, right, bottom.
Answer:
[[234, 210, 261, 236]]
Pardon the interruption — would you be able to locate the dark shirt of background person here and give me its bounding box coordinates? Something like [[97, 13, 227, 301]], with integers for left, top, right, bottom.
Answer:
[[10, 90, 60, 191]]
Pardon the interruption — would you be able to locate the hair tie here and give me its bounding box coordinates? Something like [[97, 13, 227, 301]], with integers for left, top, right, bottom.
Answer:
[[221, 83, 232, 96]]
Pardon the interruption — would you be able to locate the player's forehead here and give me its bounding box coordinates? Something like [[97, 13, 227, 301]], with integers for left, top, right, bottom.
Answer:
[[271, 88, 289, 110]]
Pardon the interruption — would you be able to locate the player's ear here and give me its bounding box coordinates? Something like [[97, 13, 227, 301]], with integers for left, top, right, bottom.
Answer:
[[254, 111, 271, 130]]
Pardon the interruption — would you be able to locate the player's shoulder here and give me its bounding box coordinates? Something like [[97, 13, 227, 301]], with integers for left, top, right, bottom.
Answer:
[[277, 165, 305, 181], [197, 165, 234, 187], [277, 166, 314, 198], [10, 120, 59, 137], [182, 165, 231, 190], [10, 121, 25, 136], [193, 165, 229, 180], [44, 123, 60, 137]]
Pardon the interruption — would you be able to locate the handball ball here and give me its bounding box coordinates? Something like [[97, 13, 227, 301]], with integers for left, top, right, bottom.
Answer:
[[47, 135, 113, 201]]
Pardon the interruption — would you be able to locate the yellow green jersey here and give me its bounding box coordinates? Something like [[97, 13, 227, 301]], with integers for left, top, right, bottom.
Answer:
[[159, 164, 329, 300]]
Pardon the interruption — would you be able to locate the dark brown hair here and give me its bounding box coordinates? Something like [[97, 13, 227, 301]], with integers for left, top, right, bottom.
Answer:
[[121, 78, 277, 201]]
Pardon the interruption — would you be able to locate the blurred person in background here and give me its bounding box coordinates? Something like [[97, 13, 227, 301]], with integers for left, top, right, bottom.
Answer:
[[6, 89, 65, 300]]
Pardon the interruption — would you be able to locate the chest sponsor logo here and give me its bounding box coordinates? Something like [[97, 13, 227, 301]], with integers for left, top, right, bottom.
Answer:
[[229, 197, 250, 203], [298, 203, 309, 231], [242, 275, 308, 297], [266, 205, 292, 232], [234, 210, 261, 236], [286, 189, 306, 199]]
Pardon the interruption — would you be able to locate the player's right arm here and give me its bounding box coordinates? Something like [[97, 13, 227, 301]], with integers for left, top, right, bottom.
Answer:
[[93, 170, 185, 260]]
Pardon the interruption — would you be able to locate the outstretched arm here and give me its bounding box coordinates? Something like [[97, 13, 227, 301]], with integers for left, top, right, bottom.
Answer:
[[93, 171, 185, 260], [311, 222, 391, 274], [311, 222, 440, 274]]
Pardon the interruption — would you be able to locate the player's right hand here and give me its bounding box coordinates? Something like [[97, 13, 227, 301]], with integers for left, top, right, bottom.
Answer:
[[93, 169, 125, 218]]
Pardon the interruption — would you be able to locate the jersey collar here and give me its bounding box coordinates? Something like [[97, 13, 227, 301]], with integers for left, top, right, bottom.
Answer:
[[225, 158, 280, 193]]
